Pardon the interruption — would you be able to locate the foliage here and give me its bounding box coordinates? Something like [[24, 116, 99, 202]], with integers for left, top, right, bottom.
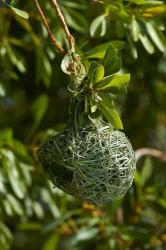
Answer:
[[0, 0, 166, 249]]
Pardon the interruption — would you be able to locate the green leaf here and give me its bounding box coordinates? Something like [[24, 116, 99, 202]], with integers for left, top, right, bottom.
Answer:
[[85, 41, 124, 59], [130, 18, 141, 42], [99, 105, 123, 129], [7, 45, 26, 73], [73, 228, 99, 243], [87, 61, 100, 85], [19, 162, 32, 186], [102, 45, 122, 75], [146, 21, 166, 52], [1, 149, 26, 199], [7, 194, 24, 216], [33, 201, 44, 219], [90, 15, 106, 38], [98, 92, 115, 109], [2, 199, 14, 217], [0, 221, 12, 241], [93, 64, 105, 83], [139, 33, 155, 54], [98, 93, 123, 129], [94, 73, 130, 94], [10, 6, 29, 19], [90, 96, 97, 113]]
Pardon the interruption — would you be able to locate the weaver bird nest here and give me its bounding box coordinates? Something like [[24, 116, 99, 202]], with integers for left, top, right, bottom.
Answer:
[[37, 122, 136, 205]]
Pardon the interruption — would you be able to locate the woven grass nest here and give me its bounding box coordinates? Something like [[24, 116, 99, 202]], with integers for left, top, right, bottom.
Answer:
[[37, 121, 136, 205]]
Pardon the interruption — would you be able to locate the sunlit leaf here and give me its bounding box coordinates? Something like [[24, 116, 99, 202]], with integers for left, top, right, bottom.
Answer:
[[1, 149, 26, 199], [7, 194, 24, 216], [146, 21, 166, 52], [2, 200, 13, 217], [93, 64, 105, 83], [85, 41, 124, 59], [33, 201, 44, 219], [139, 33, 155, 54], [98, 92, 123, 129], [72, 228, 99, 245], [94, 73, 130, 94], [90, 15, 106, 37], [130, 18, 141, 42], [10, 6, 29, 19]]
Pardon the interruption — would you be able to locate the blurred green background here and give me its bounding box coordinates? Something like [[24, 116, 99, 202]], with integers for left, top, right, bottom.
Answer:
[[0, 0, 166, 249]]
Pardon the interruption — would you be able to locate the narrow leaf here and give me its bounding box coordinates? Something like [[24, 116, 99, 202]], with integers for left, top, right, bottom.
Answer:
[[146, 21, 166, 52], [98, 93, 123, 129], [99, 104, 123, 129], [130, 18, 141, 42], [139, 33, 155, 54], [93, 65, 105, 83], [10, 6, 29, 19], [7, 194, 24, 216], [74, 228, 99, 242], [2, 149, 25, 199], [87, 61, 100, 84], [90, 15, 106, 38]]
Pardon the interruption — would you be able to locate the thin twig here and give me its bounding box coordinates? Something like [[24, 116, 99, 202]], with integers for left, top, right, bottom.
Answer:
[[34, 0, 65, 54], [50, 0, 75, 52], [135, 148, 166, 162]]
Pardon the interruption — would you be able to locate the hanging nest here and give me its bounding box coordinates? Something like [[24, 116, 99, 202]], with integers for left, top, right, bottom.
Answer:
[[37, 121, 136, 205]]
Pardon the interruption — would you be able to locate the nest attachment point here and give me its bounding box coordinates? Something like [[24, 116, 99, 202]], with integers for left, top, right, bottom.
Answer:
[[37, 122, 136, 205]]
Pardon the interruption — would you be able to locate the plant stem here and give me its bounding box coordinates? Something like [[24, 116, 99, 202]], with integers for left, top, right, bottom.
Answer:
[[50, 0, 75, 53], [34, 0, 65, 54]]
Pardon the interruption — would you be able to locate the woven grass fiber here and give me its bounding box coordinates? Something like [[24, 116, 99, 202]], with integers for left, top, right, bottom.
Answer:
[[37, 122, 136, 205]]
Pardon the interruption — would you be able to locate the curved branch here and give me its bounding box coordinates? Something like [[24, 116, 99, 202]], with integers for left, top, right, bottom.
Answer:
[[135, 148, 166, 162], [50, 0, 75, 53], [34, 0, 65, 54]]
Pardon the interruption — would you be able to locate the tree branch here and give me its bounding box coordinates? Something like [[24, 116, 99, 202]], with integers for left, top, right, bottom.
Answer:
[[50, 0, 75, 53], [34, 0, 65, 54], [135, 148, 166, 162]]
